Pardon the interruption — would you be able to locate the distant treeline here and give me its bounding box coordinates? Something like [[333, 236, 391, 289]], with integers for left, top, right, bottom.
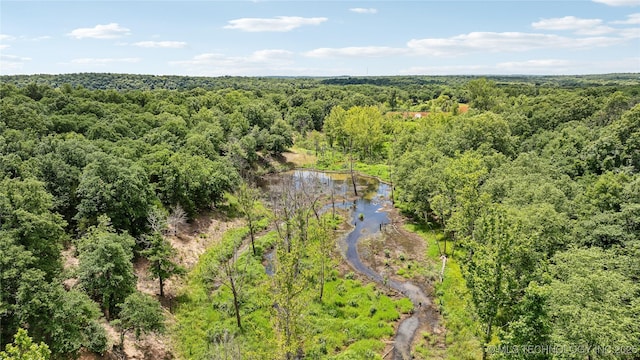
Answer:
[[2, 72, 638, 92]]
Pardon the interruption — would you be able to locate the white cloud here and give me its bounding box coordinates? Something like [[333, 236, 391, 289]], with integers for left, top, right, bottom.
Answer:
[[0, 34, 51, 42], [302, 31, 630, 60], [249, 49, 294, 61], [305, 46, 408, 58], [0, 45, 9, 50], [68, 23, 130, 39], [224, 16, 327, 32], [132, 41, 187, 48], [171, 49, 293, 66], [532, 16, 602, 30], [350, 8, 378, 14], [619, 26, 640, 37], [169, 49, 296, 75], [407, 32, 619, 56], [400, 57, 640, 75], [531, 16, 602, 30], [0, 54, 32, 72], [31, 36, 52, 41], [575, 25, 616, 35], [611, 13, 640, 24], [593, 0, 640, 6], [532, 16, 614, 35], [70, 57, 141, 64], [1, 54, 31, 61], [399, 64, 493, 75], [497, 59, 573, 72], [596, 57, 640, 72]]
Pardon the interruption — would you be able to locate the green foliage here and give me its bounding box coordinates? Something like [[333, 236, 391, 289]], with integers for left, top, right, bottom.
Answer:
[[155, 152, 240, 216], [320, 105, 387, 160], [16, 279, 108, 356], [141, 231, 185, 297], [0, 329, 51, 360], [75, 152, 154, 235], [175, 225, 409, 360], [466, 78, 504, 112], [406, 223, 483, 359], [2, 73, 640, 359], [236, 182, 264, 255], [113, 292, 165, 345], [344, 106, 386, 160], [546, 248, 640, 358], [0, 235, 37, 345], [265, 119, 294, 155], [323, 106, 348, 150], [77, 217, 137, 319], [0, 177, 65, 278]]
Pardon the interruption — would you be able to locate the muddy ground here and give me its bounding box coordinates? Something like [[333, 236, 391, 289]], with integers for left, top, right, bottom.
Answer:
[[354, 208, 447, 359]]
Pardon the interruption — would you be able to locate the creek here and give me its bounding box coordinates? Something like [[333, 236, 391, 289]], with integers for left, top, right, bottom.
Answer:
[[261, 170, 435, 360]]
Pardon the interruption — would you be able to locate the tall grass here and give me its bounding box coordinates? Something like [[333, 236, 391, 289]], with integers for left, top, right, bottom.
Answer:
[[404, 223, 483, 360], [174, 226, 413, 359], [294, 146, 392, 182]]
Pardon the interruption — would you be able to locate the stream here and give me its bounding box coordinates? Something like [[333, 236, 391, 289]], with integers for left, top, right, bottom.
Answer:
[[261, 170, 436, 360]]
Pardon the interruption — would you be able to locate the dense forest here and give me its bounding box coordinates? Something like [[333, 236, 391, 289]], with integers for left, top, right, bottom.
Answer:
[[1, 73, 639, 360]]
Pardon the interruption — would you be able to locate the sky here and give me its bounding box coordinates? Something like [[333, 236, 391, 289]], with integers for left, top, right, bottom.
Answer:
[[0, 0, 639, 76]]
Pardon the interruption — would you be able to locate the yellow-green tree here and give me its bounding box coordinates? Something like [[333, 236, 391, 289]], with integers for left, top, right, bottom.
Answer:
[[0, 329, 50, 360], [343, 106, 385, 160]]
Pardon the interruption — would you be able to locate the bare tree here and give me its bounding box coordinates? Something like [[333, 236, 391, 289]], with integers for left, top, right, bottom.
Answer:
[[267, 170, 333, 358], [207, 330, 243, 360], [348, 138, 358, 197], [167, 205, 187, 236], [204, 246, 247, 330], [236, 183, 262, 256], [310, 219, 331, 302], [147, 206, 168, 234], [142, 207, 183, 298]]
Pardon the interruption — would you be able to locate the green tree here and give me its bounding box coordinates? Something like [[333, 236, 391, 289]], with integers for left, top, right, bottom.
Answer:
[[429, 94, 459, 114], [113, 292, 165, 349], [77, 217, 137, 320], [15, 271, 108, 357], [451, 112, 514, 156], [0, 329, 50, 360], [500, 282, 551, 360], [141, 232, 184, 297], [309, 219, 332, 302], [266, 119, 294, 155], [30, 152, 82, 226], [583, 171, 629, 213], [466, 78, 503, 112], [463, 207, 517, 360], [343, 106, 385, 160], [287, 107, 313, 134], [0, 235, 37, 347], [159, 152, 240, 216], [271, 235, 310, 359], [546, 248, 640, 359], [75, 153, 154, 236], [322, 105, 347, 150], [442, 151, 489, 248], [0, 177, 66, 278]]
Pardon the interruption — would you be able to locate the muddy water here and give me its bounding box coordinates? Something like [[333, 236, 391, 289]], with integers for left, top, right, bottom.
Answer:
[[261, 170, 434, 360]]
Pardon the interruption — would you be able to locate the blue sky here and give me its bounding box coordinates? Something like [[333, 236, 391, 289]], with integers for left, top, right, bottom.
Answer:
[[1, 0, 639, 76]]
